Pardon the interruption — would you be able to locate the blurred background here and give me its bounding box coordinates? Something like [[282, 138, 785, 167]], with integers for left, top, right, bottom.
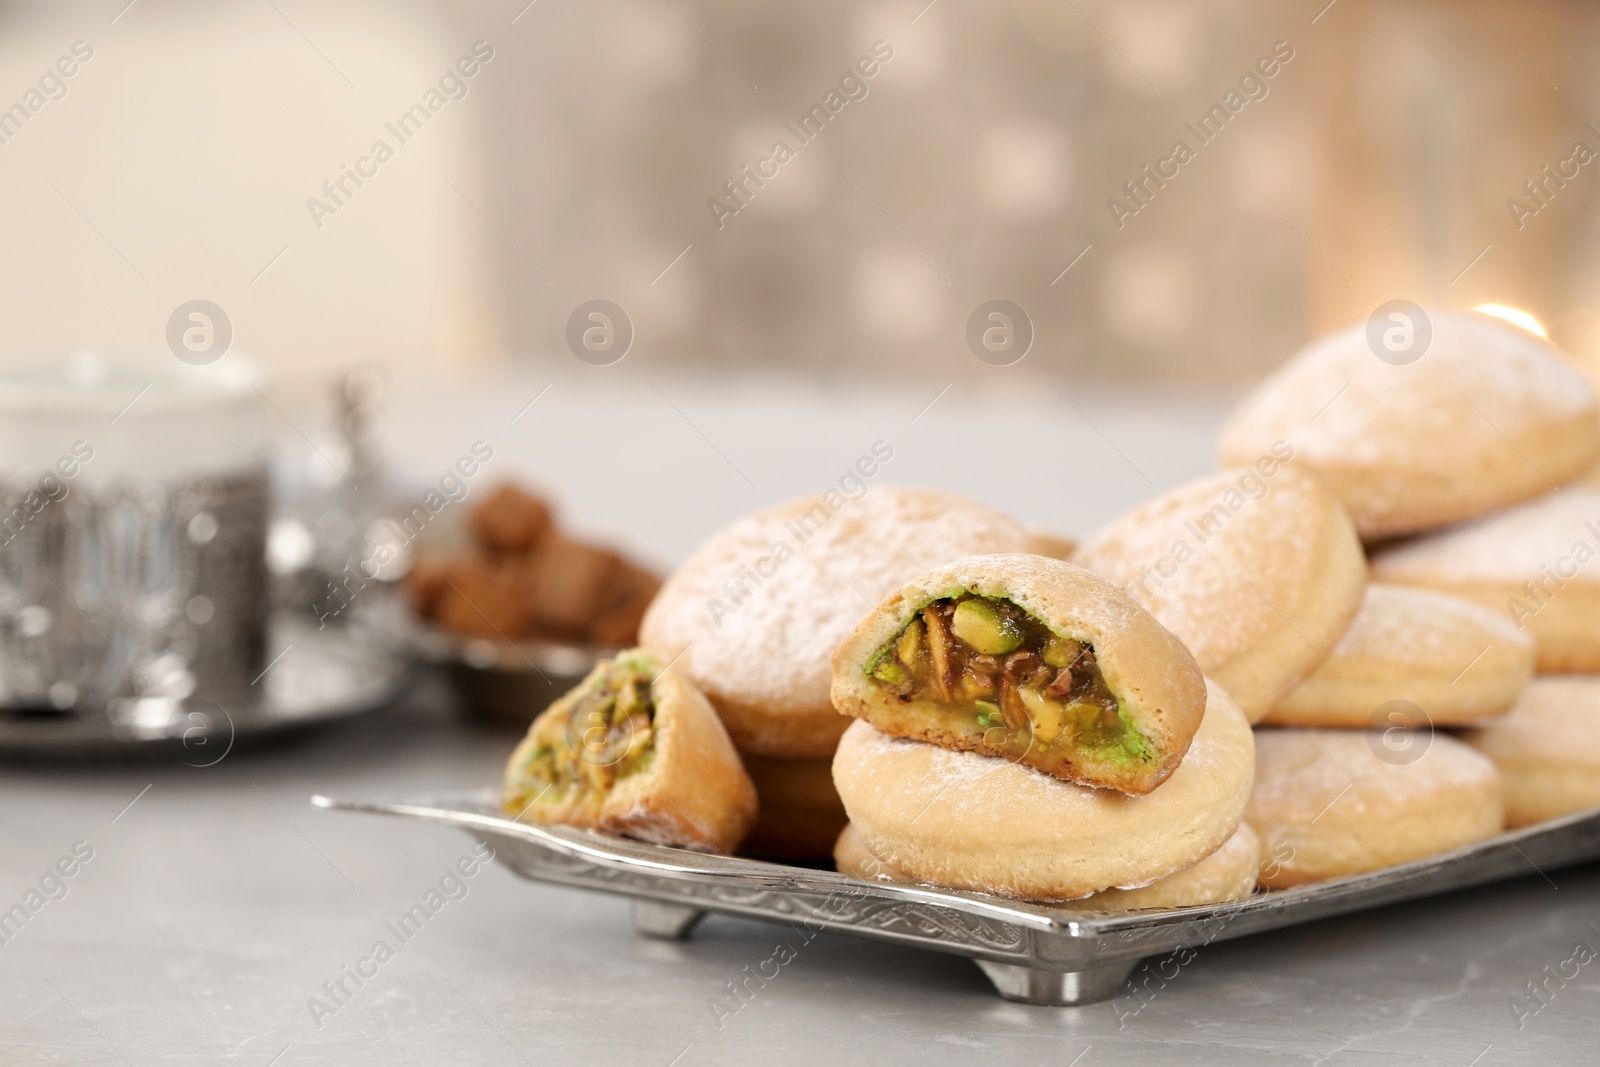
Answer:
[[3, 0, 1600, 557]]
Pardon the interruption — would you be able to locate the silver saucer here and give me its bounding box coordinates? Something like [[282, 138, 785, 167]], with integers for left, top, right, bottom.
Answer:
[[0, 610, 405, 757], [313, 789, 1600, 1006]]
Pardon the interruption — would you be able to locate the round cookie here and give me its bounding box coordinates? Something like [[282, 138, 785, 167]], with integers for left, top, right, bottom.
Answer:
[[640, 488, 1033, 758], [1466, 676, 1600, 828], [1579, 455, 1600, 490], [832, 821, 899, 882], [1370, 487, 1600, 672], [832, 680, 1254, 901], [1026, 530, 1078, 561], [739, 755, 849, 861], [1218, 308, 1600, 539], [1265, 584, 1534, 727], [834, 821, 1260, 910], [1247, 728, 1504, 889], [832, 825, 896, 883], [1073, 467, 1366, 722], [1089, 820, 1258, 910]]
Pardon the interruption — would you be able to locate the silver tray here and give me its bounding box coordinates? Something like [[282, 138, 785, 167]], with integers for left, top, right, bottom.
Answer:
[[0, 611, 406, 757], [311, 789, 1600, 1006]]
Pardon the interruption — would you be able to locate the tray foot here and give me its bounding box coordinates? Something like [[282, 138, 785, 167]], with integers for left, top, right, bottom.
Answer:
[[631, 900, 704, 941], [974, 959, 1138, 1006]]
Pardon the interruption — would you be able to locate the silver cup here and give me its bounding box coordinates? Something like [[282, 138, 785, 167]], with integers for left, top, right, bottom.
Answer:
[[0, 353, 269, 722]]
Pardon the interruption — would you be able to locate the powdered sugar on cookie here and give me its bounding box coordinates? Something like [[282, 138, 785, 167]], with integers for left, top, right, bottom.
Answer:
[[1327, 584, 1523, 666], [1251, 729, 1500, 815], [1219, 309, 1600, 538], [640, 488, 1033, 744], [1373, 488, 1600, 584], [1075, 467, 1360, 671]]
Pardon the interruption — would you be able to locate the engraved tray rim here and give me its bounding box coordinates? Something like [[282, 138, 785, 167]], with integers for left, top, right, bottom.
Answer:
[[312, 788, 1600, 968]]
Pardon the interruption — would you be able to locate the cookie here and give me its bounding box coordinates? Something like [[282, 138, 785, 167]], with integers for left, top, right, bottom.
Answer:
[[523, 535, 620, 640], [739, 755, 849, 861], [1265, 584, 1534, 727], [414, 479, 660, 644], [1218, 309, 1600, 539], [832, 679, 1254, 901], [502, 650, 757, 854], [470, 483, 553, 554], [1466, 676, 1600, 828], [1580, 455, 1600, 489], [431, 555, 534, 638], [1090, 820, 1258, 910], [1247, 728, 1503, 889], [1026, 530, 1078, 561], [830, 554, 1206, 795], [403, 554, 455, 616], [587, 561, 661, 648], [639, 488, 1033, 758], [834, 821, 1260, 911], [1370, 488, 1600, 672], [1073, 467, 1366, 722]]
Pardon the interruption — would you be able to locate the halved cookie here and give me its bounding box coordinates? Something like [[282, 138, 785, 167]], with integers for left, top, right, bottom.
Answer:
[[834, 821, 1260, 911], [1219, 308, 1600, 539], [639, 488, 1033, 758], [1265, 584, 1534, 727], [1248, 728, 1503, 889], [832, 679, 1254, 901], [502, 650, 757, 853], [830, 554, 1206, 795], [1371, 488, 1600, 672], [1466, 676, 1600, 828], [1073, 467, 1366, 722]]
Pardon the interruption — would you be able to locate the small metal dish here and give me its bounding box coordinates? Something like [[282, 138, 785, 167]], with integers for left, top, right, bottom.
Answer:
[[312, 789, 1600, 1006], [406, 622, 609, 726]]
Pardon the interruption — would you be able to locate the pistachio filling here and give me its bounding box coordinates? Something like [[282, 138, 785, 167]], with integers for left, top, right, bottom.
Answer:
[[510, 653, 659, 809], [866, 593, 1152, 766]]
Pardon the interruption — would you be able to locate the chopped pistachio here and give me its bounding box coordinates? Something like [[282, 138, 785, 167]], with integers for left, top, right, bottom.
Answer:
[[959, 669, 996, 701], [950, 598, 1024, 655], [1041, 634, 1083, 669], [872, 657, 909, 686], [1017, 685, 1066, 743], [897, 618, 925, 667], [923, 607, 955, 702]]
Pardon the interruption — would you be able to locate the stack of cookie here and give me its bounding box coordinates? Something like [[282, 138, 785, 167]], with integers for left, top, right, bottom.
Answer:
[[1068, 306, 1600, 889], [604, 493, 1268, 904], [496, 306, 1600, 904], [827, 555, 1260, 904]]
